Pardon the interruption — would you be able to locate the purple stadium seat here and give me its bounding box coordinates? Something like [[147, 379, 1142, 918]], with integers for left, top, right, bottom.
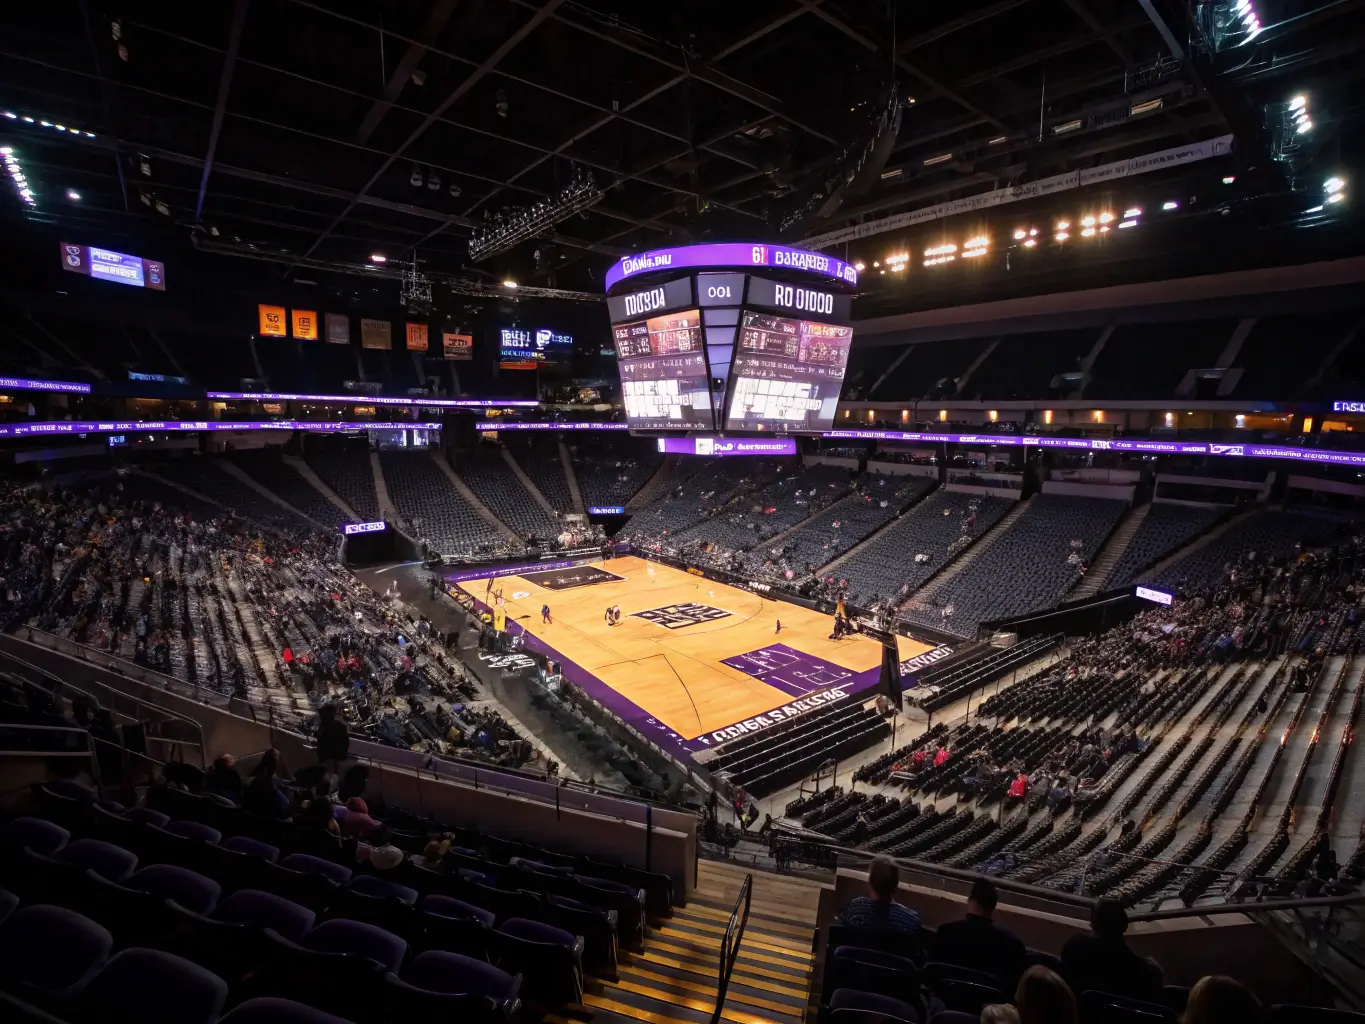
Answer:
[[347, 873, 417, 905], [58, 838, 138, 883], [81, 947, 227, 1024], [127, 864, 222, 915], [214, 889, 317, 943], [166, 820, 223, 845], [0, 887, 16, 926], [2, 817, 70, 857], [420, 894, 495, 928], [304, 918, 408, 973], [832, 988, 919, 1023], [0, 904, 112, 999], [124, 807, 172, 828], [280, 853, 353, 885], [41, 779, 98, 803], [497, 917, 583, 1005], [222, 835, 280, 861], [402, 950, 522, 1001], [928, 1013, 981, 1024], [220, 997, 357, 1023]]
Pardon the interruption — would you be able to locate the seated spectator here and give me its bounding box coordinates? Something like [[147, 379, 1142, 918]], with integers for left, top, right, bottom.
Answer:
[[839, 856, 921, 937], [317, 702, 350, 769], [297, 793, 340, 835], [340, 796, 379, 838], [204, 754, 243, 803], [982, 1005, 1021, 1024], [415, 838, 450, 871], [1182, 975, 1261, 1024], [1016, 965, 1078, 1024], [1061, 899, 1163, 1003], [242, 748, 290, 820], [932, 877, 1026, 989], [358, 824, 404, 873]]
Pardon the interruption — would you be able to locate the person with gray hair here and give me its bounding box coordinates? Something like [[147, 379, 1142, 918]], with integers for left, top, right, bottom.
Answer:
[[839, 856, 921, 937]]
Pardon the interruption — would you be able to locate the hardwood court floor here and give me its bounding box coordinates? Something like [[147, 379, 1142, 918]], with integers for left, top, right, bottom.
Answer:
[[459, 556, 932, 740]]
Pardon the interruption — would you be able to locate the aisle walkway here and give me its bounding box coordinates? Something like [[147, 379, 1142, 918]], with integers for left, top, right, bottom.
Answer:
[[561, 860, 823, 1024]]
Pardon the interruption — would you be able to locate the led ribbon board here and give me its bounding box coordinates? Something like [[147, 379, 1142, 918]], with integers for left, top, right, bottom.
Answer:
[[0, 420, 442, 438], [0, 376, 91, 394], [208, 391, 537, 407], [587, 506, 626, 515], [654, 436, 797, 456], [605, 243, 859, 290], [342, 521, 387, 536]]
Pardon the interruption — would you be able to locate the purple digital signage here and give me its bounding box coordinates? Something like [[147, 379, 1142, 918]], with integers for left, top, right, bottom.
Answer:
[[61, 243, 165, 290], [605, 243, 859, 291], [342, 521, 387, 536], [475, 421, 629, 431], [0, 376, 91, 394], [655, 436, 797, 457], [612, 309, 714, 430], [0, 420, 441, 438], [207, 391, 537, 408], [725, 312, 853, 432]]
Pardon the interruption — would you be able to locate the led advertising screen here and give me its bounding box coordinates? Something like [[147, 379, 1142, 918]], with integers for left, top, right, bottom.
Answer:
[[499, 327, 573, 369], [654, 436, 797, 457], [612, 308, 714, 430], [725, 311, 852, 431], [60, 243, 166, 290]]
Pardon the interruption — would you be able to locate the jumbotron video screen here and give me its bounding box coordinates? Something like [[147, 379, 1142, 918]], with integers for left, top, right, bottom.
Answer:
[[612, 308, 715, 430], [724, 311, 853, 431]]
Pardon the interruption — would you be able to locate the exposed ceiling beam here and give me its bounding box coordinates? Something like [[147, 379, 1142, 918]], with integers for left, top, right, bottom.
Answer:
[[1059, 0, 1134, 66], [1136, 0, 1185, 60], [897, 0, 1033, 53], [793, 1, 1009, 131], [356, 0, 462, 145], [195, 0, 250, 224], [289, 0, 568, 271]]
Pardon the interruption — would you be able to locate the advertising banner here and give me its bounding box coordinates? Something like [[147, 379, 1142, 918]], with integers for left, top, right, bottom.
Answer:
[[406, 322, 429, 352], [360, 318, 392, 350], [324, 313, 350, 345], [291, 309, 318, 341], [258, 304, 287, 337], [442, 332, 473, 360]]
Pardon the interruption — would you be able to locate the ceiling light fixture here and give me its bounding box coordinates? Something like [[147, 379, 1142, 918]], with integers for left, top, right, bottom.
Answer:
[[4, 148, 36, 208], [369, 253, 387, 263], [1053, 119, 1082, 135], [923, 153, 953, 166], [502, 279, 518, 288], [66, 189, 80, 200], [1162, 200, 1180, 210]]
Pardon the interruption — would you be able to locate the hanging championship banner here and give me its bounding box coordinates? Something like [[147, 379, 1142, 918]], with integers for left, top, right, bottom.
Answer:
[[360, 318, 392, 350], [324, 313, 349, 345], [443, 332, 473, 360], [406, 322, 429, 352], [291, 309, 318, 341], [258, 304, 286, 337]]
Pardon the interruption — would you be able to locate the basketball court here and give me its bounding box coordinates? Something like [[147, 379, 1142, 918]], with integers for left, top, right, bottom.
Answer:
[[448, 555, 934, 757]]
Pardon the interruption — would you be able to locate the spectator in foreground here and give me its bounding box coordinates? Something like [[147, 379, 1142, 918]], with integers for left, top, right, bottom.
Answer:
[[316, 703, 350, 770], [204, 754, 243, 804], [340, 796, 379, 838], [840, 856, 921, 937], [358, 824, 404, 874], [981, 1005, 1021, 1024], [1061, 898, 1163, 1003], [932, 877, 1027, 990], [1016, 966, 1078, 1024], [1182, 975, 1261, 1024], [242, 748, 290, 820]]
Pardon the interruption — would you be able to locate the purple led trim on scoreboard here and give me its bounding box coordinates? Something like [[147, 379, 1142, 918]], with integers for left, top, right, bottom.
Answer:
[[0, 420, 442, 438], [604, 242, 859, 291], [208, 391, 537, 407], [0, 376, 92, 394]]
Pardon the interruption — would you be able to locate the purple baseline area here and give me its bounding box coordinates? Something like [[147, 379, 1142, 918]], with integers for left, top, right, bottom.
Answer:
[[722, 642, 856, 698]]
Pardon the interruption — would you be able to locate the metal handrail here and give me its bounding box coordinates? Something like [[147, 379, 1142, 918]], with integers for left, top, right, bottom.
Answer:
[[712, 873, 752, 1024]]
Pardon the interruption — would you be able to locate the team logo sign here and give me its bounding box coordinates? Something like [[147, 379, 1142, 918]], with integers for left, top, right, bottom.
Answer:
[[632, 603, 732, 629]]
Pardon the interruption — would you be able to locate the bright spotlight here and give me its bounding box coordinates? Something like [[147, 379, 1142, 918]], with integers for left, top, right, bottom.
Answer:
[[1162, 200, 1179, 211], [1222, 175, 1236, 185], [1081, 227, 1097, 237], [1056, 220, 1070, 230], [1297, 120, 1313, 135], [1290, 95, 1306, 110], [1055, 231, 1070, 242], [1118, 219, 1137, 229], [1081, 215, 1096, 227], [1123, 208, 1141, 218], [854, 261, 865, 271], [1327, 193, 1345, 204], [503, 279, 519, 288], [1013, 228, 1027, 240], [1023, 238, 1037, 248], [369, 253, 387, 263], [66, 189, 80, 200], [1325, 177, 1345, 193], [1098, 212, 1114, 224]]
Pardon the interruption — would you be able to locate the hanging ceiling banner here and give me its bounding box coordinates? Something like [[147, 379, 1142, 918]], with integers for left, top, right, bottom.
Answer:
[[325, 313, 350, 345], [443, 332, 473, 360], [291, 309, 318, 341], [257, 304, 287, 337], [361, 318, 392, 350], [800, 135, 1235, 249], [406, 322, 429, 351]]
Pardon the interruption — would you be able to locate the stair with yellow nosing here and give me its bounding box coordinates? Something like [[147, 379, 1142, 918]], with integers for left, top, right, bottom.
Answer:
[[550, 861, 826, 1024]]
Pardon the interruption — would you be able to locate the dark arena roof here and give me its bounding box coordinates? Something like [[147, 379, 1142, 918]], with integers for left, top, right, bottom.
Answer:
[[3, 1, 1363, 305]]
